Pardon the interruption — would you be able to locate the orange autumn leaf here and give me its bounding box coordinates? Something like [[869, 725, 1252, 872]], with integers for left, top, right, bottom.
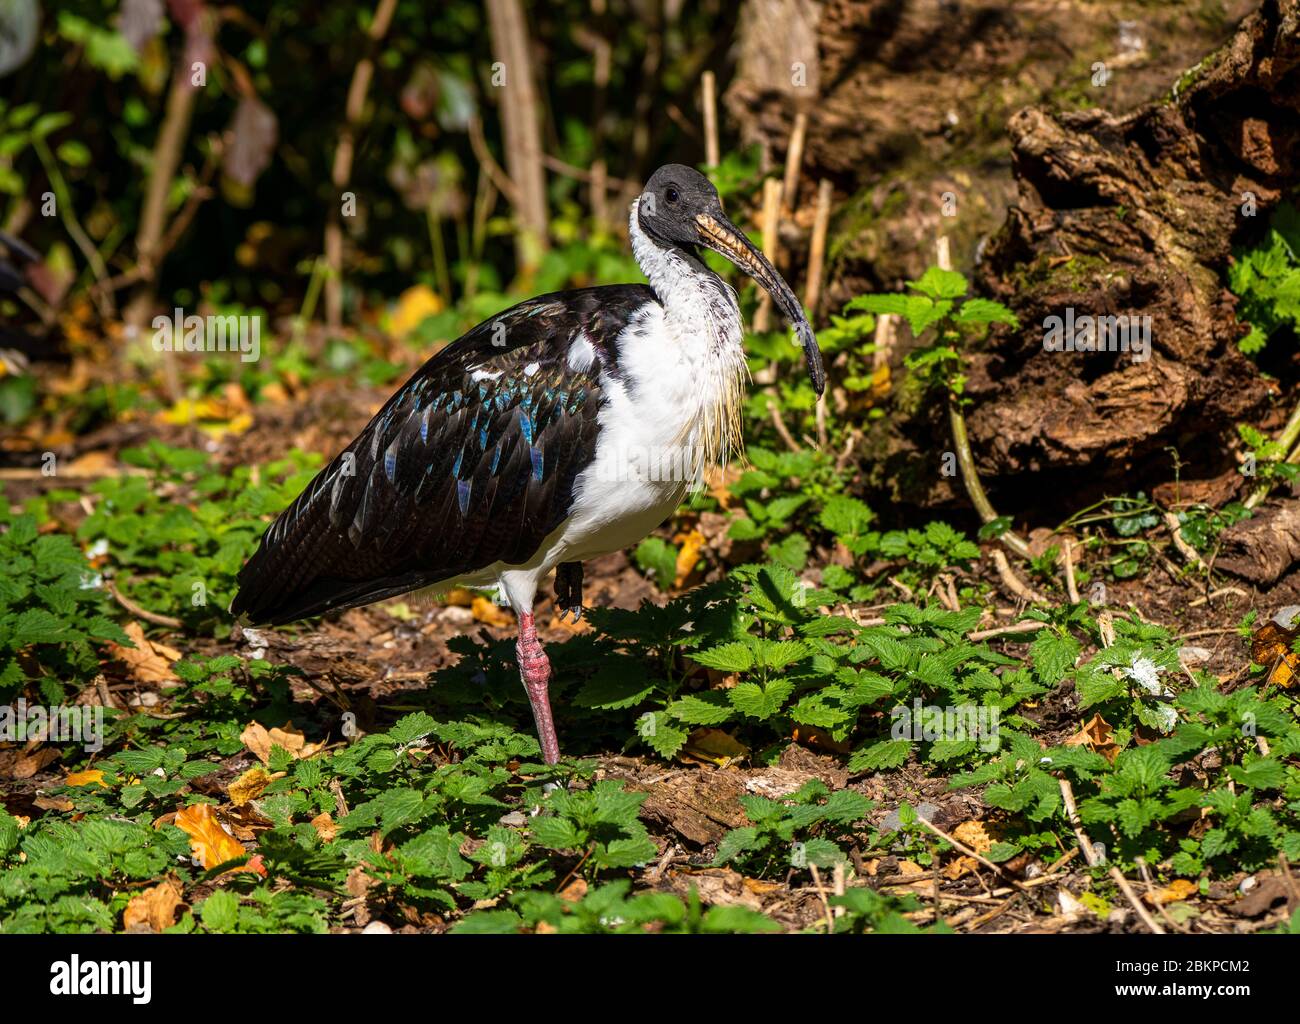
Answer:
[[1251, 620, 1300, 689], [952, 819, 994, 855], [65, 769, 107, 788], [174, 803, 264, 875], [227, 766, 274, 806], [310, 812, 337, 843], [108, 621, 179, 686], [122, 876, 184, 932], [471, 595, 513, 628], [1145, 878, 1198, 906], [673, 528, 706, 587], [240, 721, 323, 766], [1064, 713, 1120, 764]]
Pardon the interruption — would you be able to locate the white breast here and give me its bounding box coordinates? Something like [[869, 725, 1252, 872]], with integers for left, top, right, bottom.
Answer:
[[484, 196, 748, 613]]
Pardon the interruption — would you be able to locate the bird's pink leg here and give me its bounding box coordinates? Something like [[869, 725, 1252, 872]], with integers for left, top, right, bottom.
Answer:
[[516, 612, 560, 764]]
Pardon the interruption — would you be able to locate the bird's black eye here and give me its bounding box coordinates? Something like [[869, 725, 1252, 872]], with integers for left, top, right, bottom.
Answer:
[[665, 186, 680, 203]]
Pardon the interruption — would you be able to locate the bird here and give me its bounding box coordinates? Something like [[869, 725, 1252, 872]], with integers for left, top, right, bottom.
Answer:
[[231, 164, 824, 765]]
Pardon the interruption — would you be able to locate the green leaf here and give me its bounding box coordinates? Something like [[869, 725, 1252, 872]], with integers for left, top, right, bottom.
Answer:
[[729, 678, 795, 719], [690, 642, 755, 673], [910, 267, 968, 300], [847, 738, 911, 772], [667, 692, 735, 725], [198, 890, 240, 932]]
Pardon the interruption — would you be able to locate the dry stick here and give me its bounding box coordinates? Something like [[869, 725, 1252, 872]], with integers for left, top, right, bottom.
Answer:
[[467, 114, 521, 208], [803, 178, 833, 313], [967, 620, 1047, 642], [488, 0, 549, 277], [324, 0, 399, 331], [107, 580, 183, 629], [1163, 511, 1207, 571], [872, 312, 895, 372], [933, 236, 1034, 563], [1062, 538, 1081, 604], [538, 153, 635, 194], [782, 112, 808, 210], [1187, 586, 1248, 608], [1137, 857, 1187, 934], [768, 399, 801, 453], [916, 816, 1030, 892], [808, 863, 836, 934], [805, 178, 834, 450], [126, 42, 202, 350], [701, 70, 719, 169], [832, 862, 846, 920], [1058, 777, 1165, 934], [992, 548, 1047, 605], [752, 178, 783, 332]]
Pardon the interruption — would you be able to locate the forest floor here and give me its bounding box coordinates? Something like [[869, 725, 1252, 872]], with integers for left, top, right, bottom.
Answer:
[[5, 345, 1300, 937]]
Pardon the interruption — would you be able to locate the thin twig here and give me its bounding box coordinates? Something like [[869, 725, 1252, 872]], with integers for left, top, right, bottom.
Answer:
[[808, 863, 836, 934], [107, 580, 183, 629], [701, 70, 719, 169], [467, 114, 521, 209], [752, 178, 783, 333], [1062, 539, 1081, 604], [916, 816, 1029, 892], [1058, 777, 1164, 935], [1163, 511, 1207, 571], [992, 549, 1047, 605], [768, 398, 801, 453], [966, 620, 1047, 641], [803, 179, 832, 314], [782, 112, 808, 210]]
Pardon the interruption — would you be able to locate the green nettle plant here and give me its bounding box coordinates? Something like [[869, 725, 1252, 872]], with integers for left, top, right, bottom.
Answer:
[[1229, 201, 1300, 356], [0, 506, 131, 703], [711, 779, 874, 875]]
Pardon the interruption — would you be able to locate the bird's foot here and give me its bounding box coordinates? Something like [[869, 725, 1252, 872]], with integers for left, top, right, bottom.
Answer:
[[553, 561, 584, 623]]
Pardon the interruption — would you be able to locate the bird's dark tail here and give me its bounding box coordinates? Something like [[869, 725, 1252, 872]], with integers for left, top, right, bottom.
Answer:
[[230, 450, 433, 626]]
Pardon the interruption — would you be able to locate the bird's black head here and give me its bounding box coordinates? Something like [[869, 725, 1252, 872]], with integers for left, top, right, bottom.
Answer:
[[637, 164, 825, 395]]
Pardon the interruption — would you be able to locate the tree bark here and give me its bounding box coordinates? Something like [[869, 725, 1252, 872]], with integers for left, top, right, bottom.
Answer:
[[487, 0, 549, 278]]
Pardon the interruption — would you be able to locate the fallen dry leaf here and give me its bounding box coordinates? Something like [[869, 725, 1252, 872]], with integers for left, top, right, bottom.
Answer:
[[240, 720, 323, 766], [952, 819, 994, 854], [108, 621, 179, 686], [557, 878, 588, 903], [228, 766, 274, 806], [33, 796, 74, 812], [673, 528, 706, 587], [311, 812, 337, 843], [12, 748, 60, 779], [471, 596, 513, 628], [943, 855, 981, 880], [122, 876, 184, 932], [1064, 713, 1120, 764], [1145, 878, 1198, 906], [65, 769, 107, 788], [683, 727, 749, 765], [174, 803, 264, 875], [1251, 620, 1300, 689], [388, 283, 444, 338]]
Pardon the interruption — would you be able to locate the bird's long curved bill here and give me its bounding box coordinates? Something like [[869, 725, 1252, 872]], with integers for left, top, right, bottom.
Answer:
[[695, 211, 826, 394]]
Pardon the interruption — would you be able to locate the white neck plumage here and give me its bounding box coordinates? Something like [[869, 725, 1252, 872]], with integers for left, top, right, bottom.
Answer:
[[628, 195, 748, 474]]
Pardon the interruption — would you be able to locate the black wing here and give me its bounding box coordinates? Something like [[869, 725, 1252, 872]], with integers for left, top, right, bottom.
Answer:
[[231, 285, 655, 625]]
